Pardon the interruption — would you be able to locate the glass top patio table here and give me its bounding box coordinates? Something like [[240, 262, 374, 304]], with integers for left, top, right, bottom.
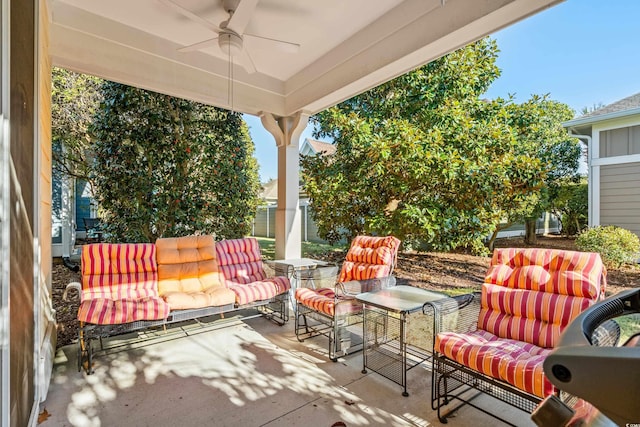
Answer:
[[356, 285, 449, 396], [356, 285, 446, 314], [271, 258, 328, 270]]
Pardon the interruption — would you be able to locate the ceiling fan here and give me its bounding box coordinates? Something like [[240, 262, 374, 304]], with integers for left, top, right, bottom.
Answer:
[[158, 0, 300, 74]]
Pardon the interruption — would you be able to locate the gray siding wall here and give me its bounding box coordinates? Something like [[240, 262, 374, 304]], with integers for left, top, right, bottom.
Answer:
[[600, 162, 640, 237], [599, 125, 640, 157]]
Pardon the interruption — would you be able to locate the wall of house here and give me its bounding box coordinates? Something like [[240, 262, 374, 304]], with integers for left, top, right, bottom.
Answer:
[[1, 3, 7, 423], [37, 0, 57, 406], [6, 0, 37, 424], [599, 162, 640, 236], [591, 115, 640, 238]]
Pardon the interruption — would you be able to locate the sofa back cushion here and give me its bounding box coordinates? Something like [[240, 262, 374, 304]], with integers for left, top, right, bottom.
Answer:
[[215, 238, 266, 285], [478, 248, 606, 348], [81, 243, 158, 301], [339, 235, 401, 282], [156, 235, 224, 296]]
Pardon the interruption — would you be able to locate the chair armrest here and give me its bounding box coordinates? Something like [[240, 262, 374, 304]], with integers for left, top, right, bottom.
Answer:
[[63, 282, 81, 301], [293, 264, 340, 290], [336, 275, 397, 297], [424, 291, 481, 335]]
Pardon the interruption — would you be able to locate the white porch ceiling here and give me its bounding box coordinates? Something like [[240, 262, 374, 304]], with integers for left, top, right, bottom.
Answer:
[[50, 0, 563, 118]]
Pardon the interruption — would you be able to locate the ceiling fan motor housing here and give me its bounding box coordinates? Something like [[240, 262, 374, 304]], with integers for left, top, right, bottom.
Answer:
[[218, 31, 243, 56]]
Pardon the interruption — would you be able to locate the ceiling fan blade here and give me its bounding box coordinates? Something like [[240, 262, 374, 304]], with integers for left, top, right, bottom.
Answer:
[[238, 48, 257, 74], [226, 0, 259, 34], [157, 0, 220, 34], [244, 33, 300, 54], [178, 36, 219, 52]]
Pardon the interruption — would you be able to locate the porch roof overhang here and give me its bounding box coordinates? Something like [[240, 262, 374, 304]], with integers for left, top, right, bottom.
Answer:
[[563, 107, 640, 136], [50, 0, 563, 118]]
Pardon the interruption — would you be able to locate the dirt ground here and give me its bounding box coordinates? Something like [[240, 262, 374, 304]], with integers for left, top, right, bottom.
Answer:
[[52, 235, 640, 348]]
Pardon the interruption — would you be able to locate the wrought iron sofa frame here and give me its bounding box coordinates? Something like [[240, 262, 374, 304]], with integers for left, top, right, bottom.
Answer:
[[64, 241, 289, 374], [69, 292, 288, 374]]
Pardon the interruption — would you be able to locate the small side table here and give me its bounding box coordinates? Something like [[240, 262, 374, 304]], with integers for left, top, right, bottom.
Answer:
[[356, 285, 447, 396], [271, 258, 329, 308]]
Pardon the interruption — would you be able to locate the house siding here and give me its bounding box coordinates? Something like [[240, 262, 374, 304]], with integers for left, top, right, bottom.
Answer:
[[600, 162, 640, 237], [599, 124, 640, 157]]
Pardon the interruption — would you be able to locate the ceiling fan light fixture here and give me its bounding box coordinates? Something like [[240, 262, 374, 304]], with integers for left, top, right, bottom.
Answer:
[[218, 31, 243, 56]]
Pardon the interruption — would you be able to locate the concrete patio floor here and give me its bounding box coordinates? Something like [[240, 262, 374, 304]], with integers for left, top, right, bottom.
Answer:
[[41, 311, 535, 427]]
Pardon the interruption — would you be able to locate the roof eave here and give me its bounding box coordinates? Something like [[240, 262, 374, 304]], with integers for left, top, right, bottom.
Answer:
[[563, 106, 640, 128]]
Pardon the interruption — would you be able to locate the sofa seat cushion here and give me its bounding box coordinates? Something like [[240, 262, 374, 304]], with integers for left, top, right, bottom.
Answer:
[[81, 243, 159, 301], [435, 329, 554, 398], [161, 287, 237, 310], [295, 287, 361, 317], [156, 236, 227, 302], [228, 276, 290, 305], [78, 296, 169, 325]]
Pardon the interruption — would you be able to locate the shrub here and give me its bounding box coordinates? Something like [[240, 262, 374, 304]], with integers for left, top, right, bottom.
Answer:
[[576, 226, 640, 268]]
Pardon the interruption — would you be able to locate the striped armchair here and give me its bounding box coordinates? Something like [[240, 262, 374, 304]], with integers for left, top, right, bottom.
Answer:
[[294, 235, 400, 360], [431, 248, 606, 424]]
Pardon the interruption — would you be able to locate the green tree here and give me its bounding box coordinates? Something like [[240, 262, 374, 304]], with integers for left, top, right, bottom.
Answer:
[[51, 67, 103, 184], [305, 38, 547, 254], [550, 180, 588, 236], [491, 96, 580, 247], [91, 82, 260, 242]]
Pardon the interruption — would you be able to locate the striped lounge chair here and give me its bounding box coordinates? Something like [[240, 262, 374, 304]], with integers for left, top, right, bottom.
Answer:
[[294, 235, 400, 361], [431, 248, 606, 424]]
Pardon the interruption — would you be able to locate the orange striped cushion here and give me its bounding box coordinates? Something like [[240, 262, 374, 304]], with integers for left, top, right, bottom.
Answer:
[[215, 238, 266, 285], [295, 287, 361, 317], [228, 276, 290, 305], [435, 329, 554, 398], [485, 248, 605, 298], [339, 235, 400, 282], [78, 297, 169, 324], [479, 248, 606, 347], [81, 243, 158, 301], [478, 283, 597, 348]]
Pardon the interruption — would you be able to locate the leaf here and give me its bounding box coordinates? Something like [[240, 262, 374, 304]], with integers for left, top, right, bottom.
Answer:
[[37, 408, 51, 424]]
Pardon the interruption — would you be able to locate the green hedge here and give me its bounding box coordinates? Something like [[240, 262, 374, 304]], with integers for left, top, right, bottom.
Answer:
[[576, 225, 640, 268]]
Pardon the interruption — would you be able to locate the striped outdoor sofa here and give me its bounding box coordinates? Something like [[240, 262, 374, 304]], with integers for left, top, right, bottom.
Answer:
[[67, 236, 289, 374], [430, 248, 606, 424], [294, 235, 400, 360]]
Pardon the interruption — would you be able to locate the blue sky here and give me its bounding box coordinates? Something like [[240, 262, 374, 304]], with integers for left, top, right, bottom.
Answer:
[[247, 0, 640, 182]]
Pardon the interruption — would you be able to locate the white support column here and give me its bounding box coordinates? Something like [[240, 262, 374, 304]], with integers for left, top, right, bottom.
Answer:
[[260, 111, 309, 260]]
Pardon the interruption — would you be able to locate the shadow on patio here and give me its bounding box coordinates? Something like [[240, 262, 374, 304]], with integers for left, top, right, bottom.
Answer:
[[41, 311, 532, 427]]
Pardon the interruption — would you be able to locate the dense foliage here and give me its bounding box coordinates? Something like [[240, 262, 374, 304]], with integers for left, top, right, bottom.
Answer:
[[498, 97, 581, 245], [550, 180, 588, 236], [91, 82, 260, 242], [51, 67, 103, 184], [576, 226, 640, 268], [304, 38, 579, 254]]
